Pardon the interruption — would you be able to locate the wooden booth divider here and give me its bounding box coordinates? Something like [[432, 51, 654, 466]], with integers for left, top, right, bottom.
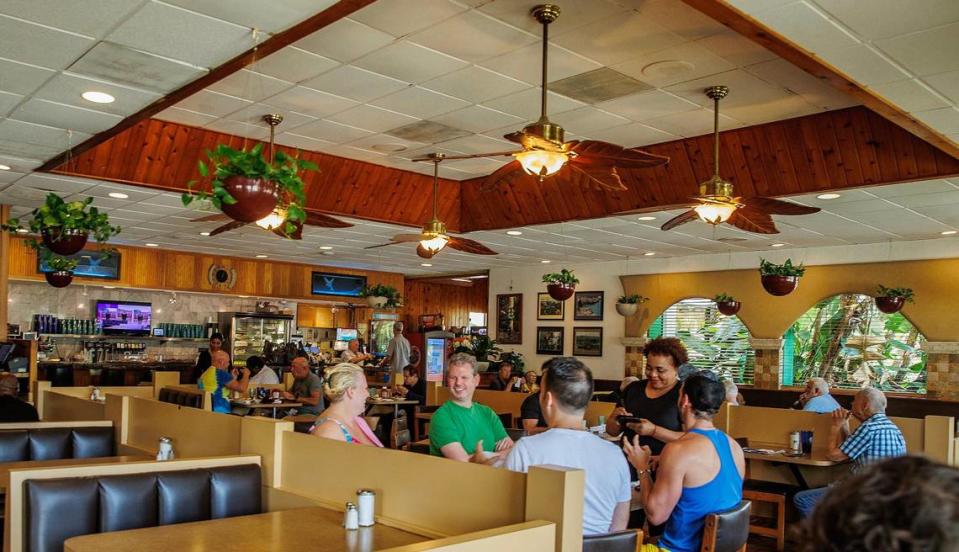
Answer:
[[431, 387, 616, 429]]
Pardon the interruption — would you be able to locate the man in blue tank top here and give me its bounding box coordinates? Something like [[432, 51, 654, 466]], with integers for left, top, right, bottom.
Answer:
[[624, 372, 745, 552]]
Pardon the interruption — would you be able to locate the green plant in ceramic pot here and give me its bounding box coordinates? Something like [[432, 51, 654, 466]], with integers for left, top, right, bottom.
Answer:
[[714, 293, 741, 316], [2, 193, 120, 255], [616, 294, 648, 316], [40, 249, 80, 288], [182, 143, 317, 232], [759, 258, 805, 296], [543, 268, 579, 301], [875, 285, 914, 314], [361, 283, 402, 309]]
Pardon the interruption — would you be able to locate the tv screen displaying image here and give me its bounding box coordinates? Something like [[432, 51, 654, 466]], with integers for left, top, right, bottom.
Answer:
[[96, 301, 151, 335], [336, 328, 358, 342]]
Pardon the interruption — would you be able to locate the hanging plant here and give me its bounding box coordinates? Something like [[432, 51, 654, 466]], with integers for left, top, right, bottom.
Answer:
[[361, 284, 402, 309], [182, 143, 316, 230], [2, 193, 120, 255], [875, 285, 914, 314], [40, 249, 79, 288], [616, 294, 647, 316], [543, 268, 579, 301], [759, 258, 805, 296], [714, 293, 741, 316]]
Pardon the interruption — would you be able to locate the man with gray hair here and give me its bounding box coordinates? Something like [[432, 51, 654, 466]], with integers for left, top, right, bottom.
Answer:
[[797, 377, 841, 413], [0, 372, 39, 422], [381, 321, 411, 382], [793, 386, 906, 517]]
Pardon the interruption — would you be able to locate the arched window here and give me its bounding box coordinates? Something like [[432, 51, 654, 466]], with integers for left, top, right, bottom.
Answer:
[[781, 294, 926, 393], [647, 298, 755, 384]]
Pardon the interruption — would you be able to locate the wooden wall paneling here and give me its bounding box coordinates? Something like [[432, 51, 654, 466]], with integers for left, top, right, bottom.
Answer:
[[404, 279, 488, 329], [129, 247, 163, 288]]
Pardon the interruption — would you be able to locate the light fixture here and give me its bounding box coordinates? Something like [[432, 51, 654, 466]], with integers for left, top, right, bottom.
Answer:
[[637, 216, 656, 221], [15, 228, 28, 234], [103, 285, 116, 289], [514, 149, 568, 179], [255, 208, 286, 230], [541, 260, 551, 264], [451, 278, 472, 282], [421, 263, 433, 267], [0, 164, 10, 171], [256, 254, 268, 258], [108, 192, 128, 199], [419, 232, 449, 255], [319, 246, 333, 250], [643, 252, 656, 256], [155, 307, 163, 314], [145, 243, 159, 247], [941, 230, 957, 236], [693, 202, 738, 225], [506, 230, 523, 236], [77, 303, 85, 309], [771, 243, 786, 247], [817, 193, 841, 200], [81, 91, 115, 104], [169, 292, 178, 305], [200, 231, 210, 236]]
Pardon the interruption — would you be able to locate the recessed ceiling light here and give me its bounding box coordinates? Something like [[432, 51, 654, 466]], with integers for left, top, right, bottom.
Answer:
[[637, 216, 656, 221], [81, 91, 115, 104], [643, 252, 656, 256], [200, 231, 210, 236], [771, 243, 786, 247], [421, 263, 432, 267], [103, 286, 116, 289], [541, 260, 551, 264], [506, 230, 523, 236], [239, 295, 249, 298], [942, 230, 958, 236], [108, 192, 128, 199], [145, 243, 159, 247], [0, 164, 10, 171], [321, 251, 334, 256], [817, 193, 841, 200], [256, 254, 268, 258], [15, 228, 28, 234], [319, 246, 333, 250]]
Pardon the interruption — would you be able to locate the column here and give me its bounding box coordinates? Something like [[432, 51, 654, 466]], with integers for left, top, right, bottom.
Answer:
[[750, 338, 783, 390], [926, 342, 959, 400], [0, 204, 8, 333]]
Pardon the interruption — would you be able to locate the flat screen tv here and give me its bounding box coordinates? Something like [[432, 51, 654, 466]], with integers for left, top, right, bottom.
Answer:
[[336, 328, 358, 342], [96, 301, 152, 335]]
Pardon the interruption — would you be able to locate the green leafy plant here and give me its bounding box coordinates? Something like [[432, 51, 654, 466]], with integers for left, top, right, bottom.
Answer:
[[41, 249, 79, 272], [542, 268, 579, 285], [2, 193, 121, 245], [714, 293, 737, 303], [472, 335, 501, 362], [876, 285, 915, 303], [498, 350, 525, 373], [759, 258, 806, 277], [181, 143, 317, 234], [617, 294, 648, 304], [361, 284, 402, 308]]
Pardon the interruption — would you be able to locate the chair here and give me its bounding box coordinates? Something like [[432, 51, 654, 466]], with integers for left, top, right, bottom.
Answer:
[[391, 410, 411, 450], [413, 405, 439, 441], [742, 480, 797, 552], [700, 500, 751, 552], [582, 529, 640, 552]]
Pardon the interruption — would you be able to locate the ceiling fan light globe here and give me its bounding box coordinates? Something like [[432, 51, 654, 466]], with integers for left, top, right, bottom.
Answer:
[[515, 150, 567, 179], [693, 203, 737, 225], [419, 234, 449, 254], [255, 209, 286, 230]]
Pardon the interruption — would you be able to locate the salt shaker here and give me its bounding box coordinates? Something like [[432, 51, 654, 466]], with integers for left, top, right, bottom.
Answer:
[[357, 489, 376, 526], [156, 436, 175, 461], [344, 502, 359, 530]]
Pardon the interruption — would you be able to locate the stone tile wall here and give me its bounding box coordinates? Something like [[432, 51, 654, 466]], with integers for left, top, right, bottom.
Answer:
[[926, 342, 959, 400]]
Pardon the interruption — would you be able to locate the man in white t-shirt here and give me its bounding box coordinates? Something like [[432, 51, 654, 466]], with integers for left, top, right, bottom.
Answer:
[[381, 321, 411, 380], [504, 357, 631, 536]]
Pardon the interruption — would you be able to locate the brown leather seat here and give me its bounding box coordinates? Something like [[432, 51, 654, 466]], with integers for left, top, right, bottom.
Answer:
[[701, 500, 751, 552], [582, 529, 639, 552]]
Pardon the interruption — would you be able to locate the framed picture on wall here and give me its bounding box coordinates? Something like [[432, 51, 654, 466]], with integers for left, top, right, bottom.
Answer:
[[537, 292, 565, 320], [536, 327, 564, 355], [572, 327, 603, 357], [573, 291, 604, 321], [496, 293, 523, 344]]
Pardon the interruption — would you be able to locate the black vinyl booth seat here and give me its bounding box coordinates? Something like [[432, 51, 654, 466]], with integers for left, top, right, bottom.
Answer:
[[24, 464, 261, 552], [0, 427, 114, 462], [157, 388, 204, 409]]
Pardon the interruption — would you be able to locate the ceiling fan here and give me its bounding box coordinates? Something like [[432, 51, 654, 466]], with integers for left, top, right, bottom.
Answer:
[[427, 4, 668, 192], [190, 113, 352, 238], [365, 153, 497, 259], [660, 86, 820, 234]]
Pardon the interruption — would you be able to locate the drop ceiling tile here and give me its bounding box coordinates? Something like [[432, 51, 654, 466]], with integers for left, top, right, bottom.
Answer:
[[868, 179, 958, 198], [351, 0, 466, 38], [34, 72, 162, 117], [0, 14, 95, 70], [665, 69, 796, 111], [585, 121, 677, 148], [224, 104, 315, 131], [875, 21, 959, 77], [851, 209, 948, 236], [549, 106, 630, 134], [483, 88, 586, 121], [294, 18, 395, 63], [68, 41, 206, 95], [251, 47, 338, 84], [631, 0, 728, 41], [274, 131, 336, 152], [432, 105, 524, 134], [723, 94, 822, 126], [302, 65, 409, 104], [913, 107, 959, 135], [893, 190, 959, 209], [1, 0, 143, 38], [408, 10, 537, 64], [208, 69, 294, 102], [695, 28, 778, 68], [327, 104, 419, 133], [0, 153, 41, 172], [264, 86, 358, 119], [434, 133, 514, 155], [479, 0, 626, 36], [11, 98, 123, 135], [816, 0, 959, 40], [175, 89, 252, 117], [824, 199, 899, 215], [553, 11, 687, 67], [872, 78, 951, 112], [423, 66, 530, 105], [745, 58, 858, 111], [911, 204, 959, 226], [0, 91, 22, 118], [924, 70, 959, 104], [760, 1, 861, 56], [139, 193, 194, 208], [0, 119, 91, 159], [480, 42, 602, 86], [154, 107, 218, 127], [643, 108, 741, 137], [596, 90, 700, 123], [0, 58, 56, 96], [371, 86, 470, 119], [613, 41, 735, 89], [204, 119, 270, 141], [827, 44, 911, 86], [106, 2, 251, 69], [161, 0, 337, 34], [286, 119, 373, 143], [16, 173, 96, 194], [344, 133, 427, 155], [354, 41, 469, 84]]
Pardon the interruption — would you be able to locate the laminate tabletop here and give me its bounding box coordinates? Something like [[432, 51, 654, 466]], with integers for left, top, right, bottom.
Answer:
[[743, 441, 840, 467]]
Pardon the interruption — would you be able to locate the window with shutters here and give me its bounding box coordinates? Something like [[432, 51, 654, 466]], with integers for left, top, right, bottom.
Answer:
[[781, 294, 926, 394], [646, 298, 755, 384]]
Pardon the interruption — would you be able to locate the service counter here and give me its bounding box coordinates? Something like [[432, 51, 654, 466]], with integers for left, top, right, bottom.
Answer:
[[39, 360, 195, 387]]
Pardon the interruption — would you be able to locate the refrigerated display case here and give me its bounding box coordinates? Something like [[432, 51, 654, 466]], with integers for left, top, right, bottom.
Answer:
[[368, 314, 399, 357], [218, 312, 294, 366]]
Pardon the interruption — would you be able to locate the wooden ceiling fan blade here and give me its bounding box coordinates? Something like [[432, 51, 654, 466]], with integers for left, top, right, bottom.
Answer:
[[271, 222, 303, 240], [728, 208, 779, 234], [208, 220, 248, 236], [503, 131, 526, 145], [447, 236, 498, 255], [479, 160, 525, 193], [570, 140, 670, 169], [416, 244, 438, 259], [304, 211, 353, 228], [190, 213, 229, 223], [660, 210, 699, 231], [414, 150, 519, 162], [568, 163, 628, 192], [364, 241, 404, 250], [745, 197, 821, 216], [390, 233, 426, 243]]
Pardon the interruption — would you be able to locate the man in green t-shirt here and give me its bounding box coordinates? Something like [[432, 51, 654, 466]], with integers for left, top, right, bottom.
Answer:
[[430, 353, 512, 462]]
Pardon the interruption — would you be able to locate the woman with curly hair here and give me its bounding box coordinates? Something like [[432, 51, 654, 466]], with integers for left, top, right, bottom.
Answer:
[[309, 363, 383, 447]]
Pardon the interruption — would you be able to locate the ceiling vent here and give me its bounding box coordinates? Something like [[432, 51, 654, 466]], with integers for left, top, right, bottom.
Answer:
[[549, 68, 653, 104], [385, 120, 471, 143]]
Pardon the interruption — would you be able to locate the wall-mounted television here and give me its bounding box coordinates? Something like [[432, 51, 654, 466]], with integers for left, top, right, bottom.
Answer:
[[311, 272, 366, 297], [38, 250, 120, 280], [336, 328, 358, 342], [96, 301, 152, 335]]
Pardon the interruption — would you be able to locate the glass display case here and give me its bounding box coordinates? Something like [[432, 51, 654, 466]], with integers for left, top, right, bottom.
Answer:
[[218, 312, 294, 366]]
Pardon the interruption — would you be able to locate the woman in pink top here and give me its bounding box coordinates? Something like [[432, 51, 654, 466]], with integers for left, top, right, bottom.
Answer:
[[310, 363, 383, 447]]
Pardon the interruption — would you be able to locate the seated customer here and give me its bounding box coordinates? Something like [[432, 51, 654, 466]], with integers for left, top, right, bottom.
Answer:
[[797, 456, 959, 552], [395, 365, 426, 405], [340, 339, 372, 364], [624, 372, 745, 552], [797, 377, 841, 413], [0, 372, 39, 422], [282, 356, 323, 416], [489, 361, 519, 391], [520, 392, 548, 435], [723, 379, 742, 406], [311, 363, 382, 446], [519, 370, 539, 393], [505, 357, 631, 535], [198, 350, 250, 414], [793, 387, 906, 518], [430, 353, 512, 462], [247, 355, 279, 385]]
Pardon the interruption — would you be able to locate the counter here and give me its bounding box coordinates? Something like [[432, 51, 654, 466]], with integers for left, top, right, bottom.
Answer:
[[39, 361, 196, 387]]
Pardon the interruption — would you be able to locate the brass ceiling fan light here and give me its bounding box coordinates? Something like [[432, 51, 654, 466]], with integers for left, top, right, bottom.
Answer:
[[190, 113, 352, 239], [660, 86, 820, 235], [423, 3, 669, 192], [366, 153, 497, 259]]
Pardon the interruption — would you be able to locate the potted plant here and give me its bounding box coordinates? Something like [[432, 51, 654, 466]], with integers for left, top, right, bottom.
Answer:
[[41, 251, 79, 288], [182, 143, 316, 229], [543, 268, 579, 301], [2, 193, 121, 255], [498, 350, 525, 375], [875, 285, 914, 314], [759, 258, 805, 296], [473, 335, 501, 367], [361, 284, 401, 309], [714, 293, 741, 316], [616, 294, 648, 316]]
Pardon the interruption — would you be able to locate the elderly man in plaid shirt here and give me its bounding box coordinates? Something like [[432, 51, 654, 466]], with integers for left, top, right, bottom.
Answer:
[[793, 387, 906, 517]]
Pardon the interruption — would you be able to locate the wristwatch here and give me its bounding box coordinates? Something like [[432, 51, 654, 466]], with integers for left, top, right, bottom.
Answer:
[[636, 468, 651, 478]]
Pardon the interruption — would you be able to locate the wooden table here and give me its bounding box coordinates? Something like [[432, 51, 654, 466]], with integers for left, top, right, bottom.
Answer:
[[365, 398, 418, 418], [1, 455, 152, 492], [64, 506, 429, 552], [231, 399, 302, 418], [743, 441, 842, 488]]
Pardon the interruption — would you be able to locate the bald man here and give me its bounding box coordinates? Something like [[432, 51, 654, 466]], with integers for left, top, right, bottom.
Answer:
[[198, 350, 249, 414], [0, 373, 39, 422], [282, 356, 323, 415]]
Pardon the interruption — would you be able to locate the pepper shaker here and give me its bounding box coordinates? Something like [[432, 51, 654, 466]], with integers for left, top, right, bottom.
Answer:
[[357, 489, 376, 526]]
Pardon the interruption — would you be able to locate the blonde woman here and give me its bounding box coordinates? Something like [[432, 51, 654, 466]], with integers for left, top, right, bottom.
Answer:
[[309, 363, 383, 447]]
